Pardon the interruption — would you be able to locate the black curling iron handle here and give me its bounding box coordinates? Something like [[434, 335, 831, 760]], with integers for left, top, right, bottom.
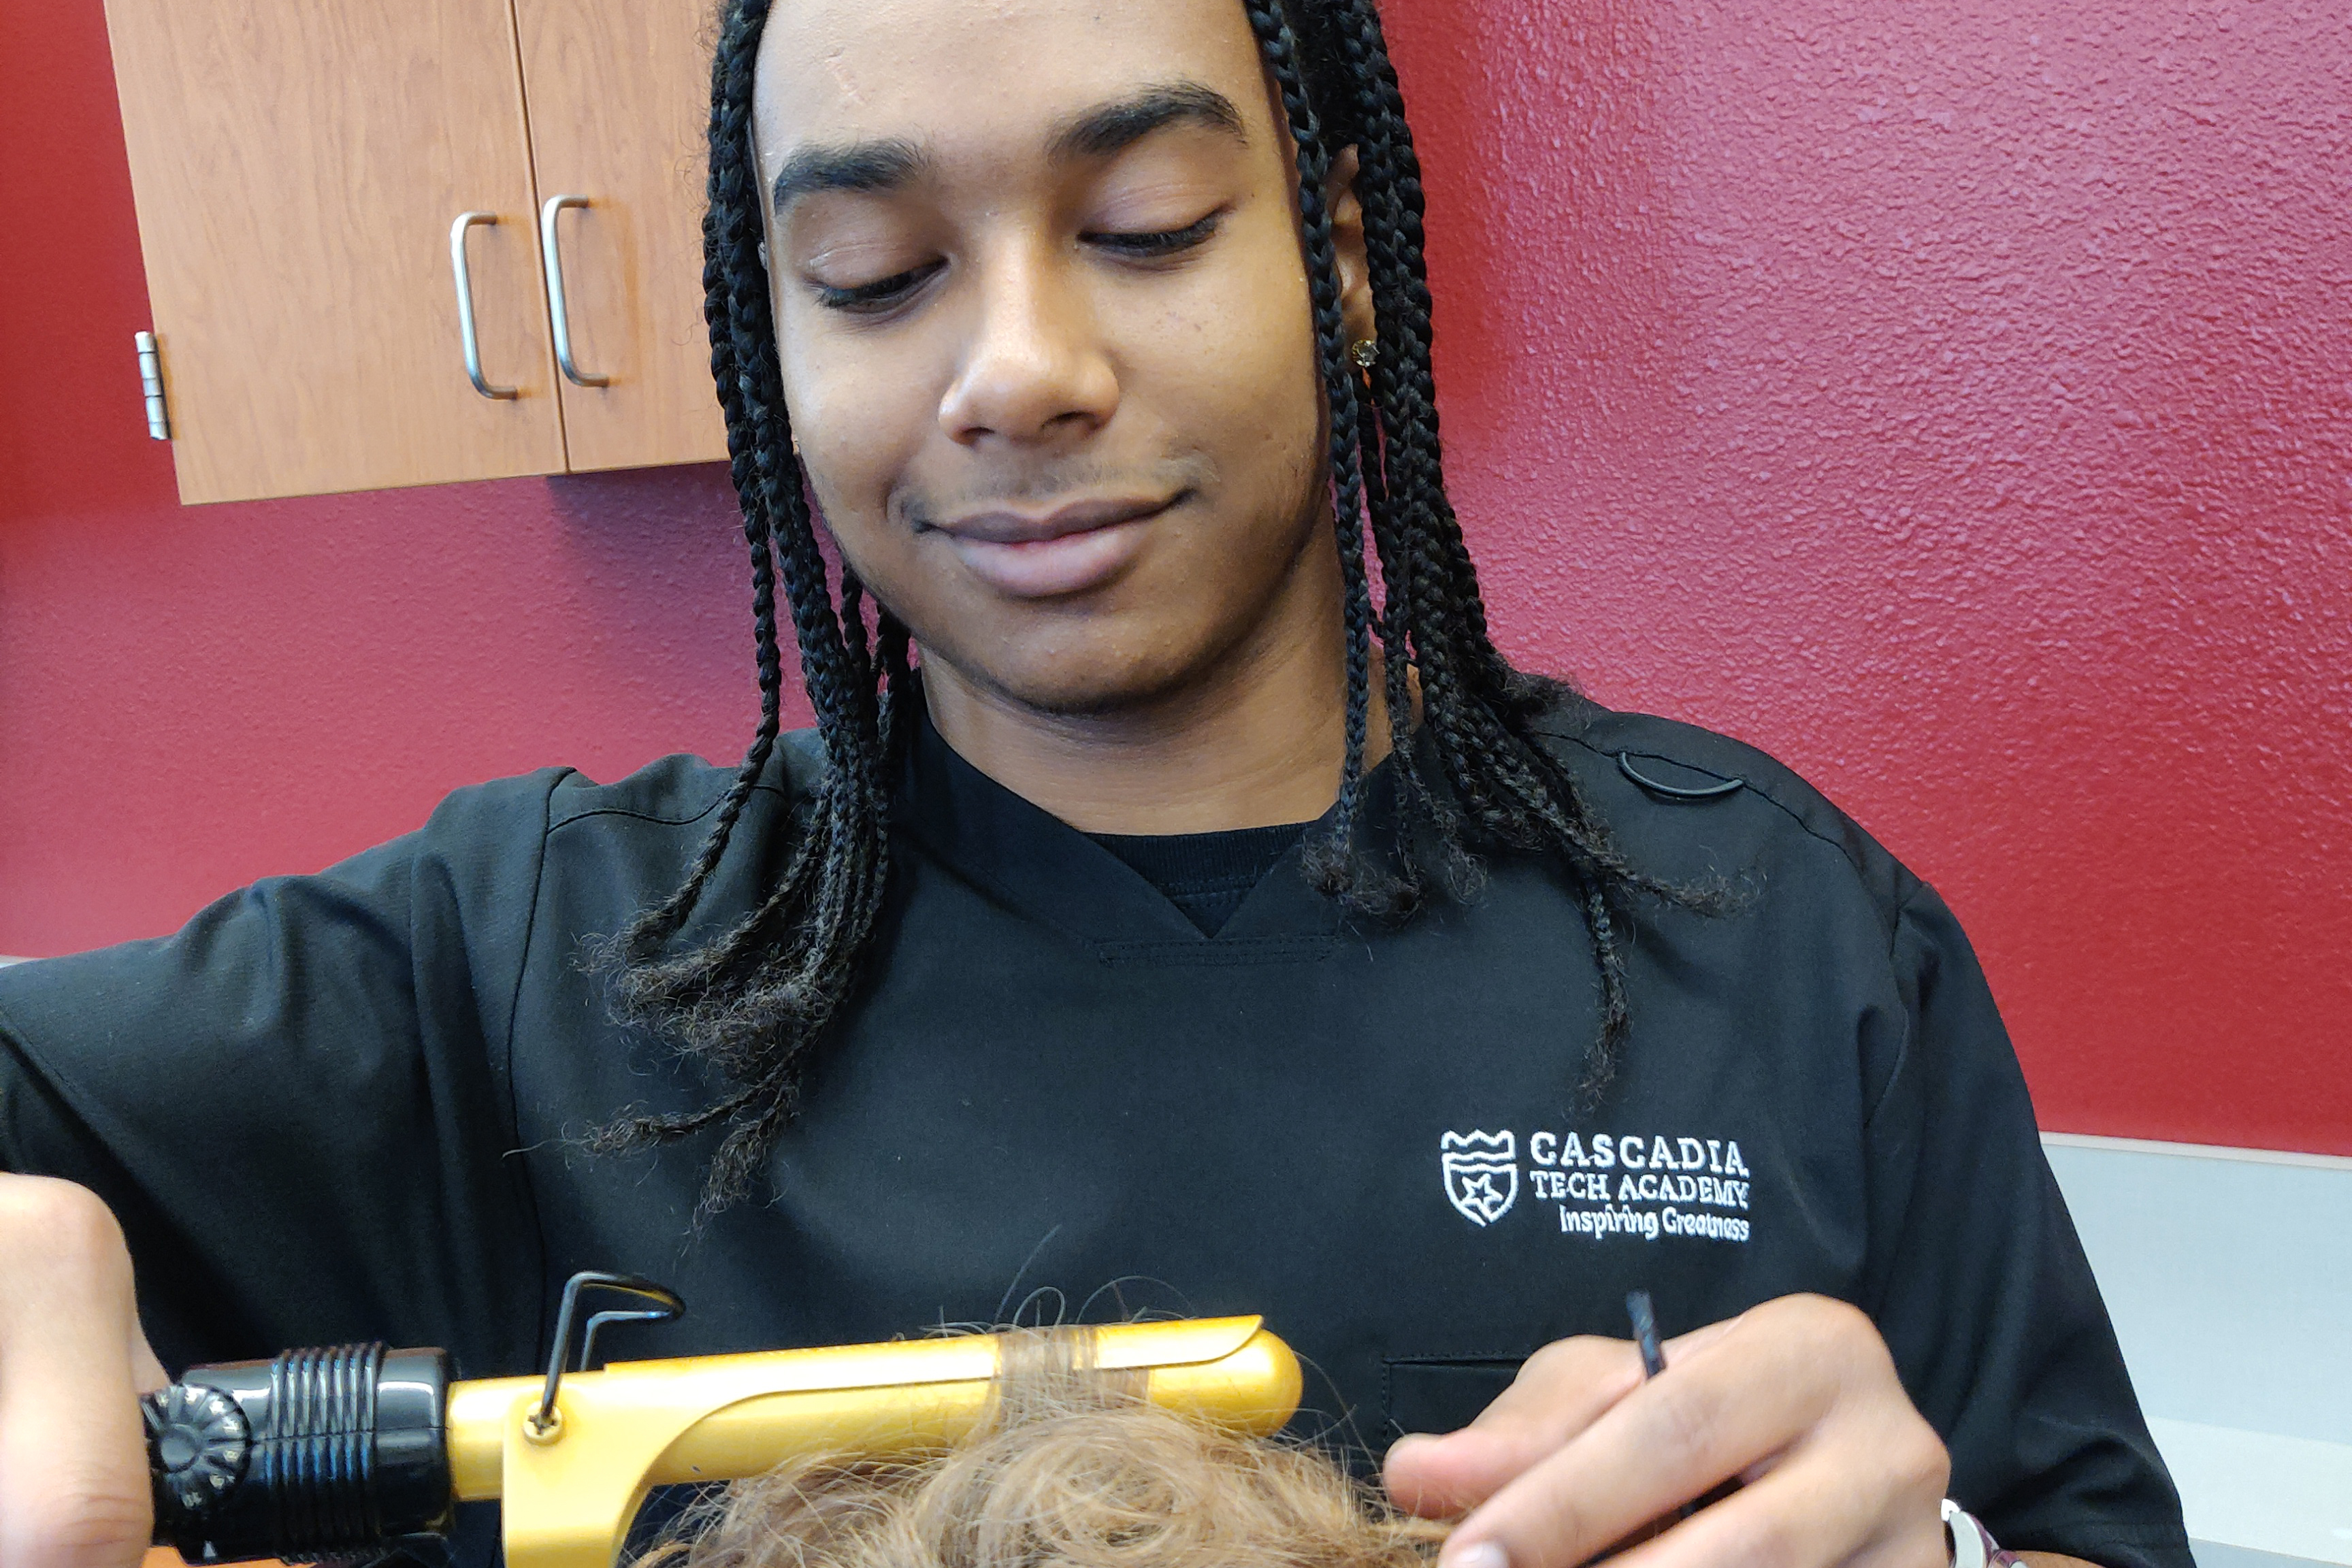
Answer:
[[143, 1343, 455, 1563]]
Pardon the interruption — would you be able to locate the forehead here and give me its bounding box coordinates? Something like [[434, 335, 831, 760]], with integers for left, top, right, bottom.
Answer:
[[753, 0, 1273, 160]]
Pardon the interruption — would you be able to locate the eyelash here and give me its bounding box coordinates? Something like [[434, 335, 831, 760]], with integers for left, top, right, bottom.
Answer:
[[1084, 210, 1224, 258], [815, 263, 945, 314], [811, 212, 1224, 314]]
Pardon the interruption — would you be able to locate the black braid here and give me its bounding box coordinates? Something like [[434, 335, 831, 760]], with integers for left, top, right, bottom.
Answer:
[[1236, 0, 1388, 898], [586, 0, 907, 1215], [1298, 0, 1724, 1090], [597, 0, 1720, 1209]]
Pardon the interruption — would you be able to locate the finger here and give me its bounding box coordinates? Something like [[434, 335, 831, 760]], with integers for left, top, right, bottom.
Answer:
[[1435, 1304, 1849, 1568], [1385, 1337, 1646, 1517], [1596, 1410, 1950, 1568], [1658, 1318, 1737, 1366], [1385, 1313, 1748, 1520], [0, 1177, 155, 1568]]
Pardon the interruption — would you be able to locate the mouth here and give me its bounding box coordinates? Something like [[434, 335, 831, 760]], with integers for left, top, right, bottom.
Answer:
[[927, 493, 1184, 599]]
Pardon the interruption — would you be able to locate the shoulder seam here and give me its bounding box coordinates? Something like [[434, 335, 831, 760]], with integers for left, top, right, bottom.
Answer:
[[546, 777, 788, 834], [1861, 880, 1953, 1132], [504, 770, 564, 1355], [1541, 726, 1874, 878]]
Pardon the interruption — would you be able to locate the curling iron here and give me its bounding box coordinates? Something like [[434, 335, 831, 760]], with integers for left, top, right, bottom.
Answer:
[[142, 1272, 1302, 1568]]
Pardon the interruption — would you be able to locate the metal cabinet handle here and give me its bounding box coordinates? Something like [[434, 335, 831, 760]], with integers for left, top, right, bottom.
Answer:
[[539, 195, 610, 388], [448, 212, 518, 399]]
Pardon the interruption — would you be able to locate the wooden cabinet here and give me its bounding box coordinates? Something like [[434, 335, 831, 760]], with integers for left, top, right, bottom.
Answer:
[[101, 0, 727, 505], [514, 0, 723, 474]]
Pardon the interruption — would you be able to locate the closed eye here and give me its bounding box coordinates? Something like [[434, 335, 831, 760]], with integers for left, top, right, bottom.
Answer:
[[812, 259, 946, 313], [809, 208, 1223, 314], [1083, 210, 1223, 259]]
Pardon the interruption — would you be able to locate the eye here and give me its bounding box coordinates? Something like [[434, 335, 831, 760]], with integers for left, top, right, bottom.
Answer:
[[812, 259, 945, 314], [1083, 210, 1224, 260]]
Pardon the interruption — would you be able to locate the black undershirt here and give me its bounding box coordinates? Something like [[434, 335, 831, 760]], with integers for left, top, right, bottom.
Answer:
[[1088, 822, 1310, 936]]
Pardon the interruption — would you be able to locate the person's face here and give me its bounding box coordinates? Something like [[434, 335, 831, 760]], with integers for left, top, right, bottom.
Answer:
[[753, 0, 1369, 716]]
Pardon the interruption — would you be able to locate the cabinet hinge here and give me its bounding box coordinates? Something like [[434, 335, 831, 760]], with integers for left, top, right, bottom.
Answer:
[[134, 330, 171, 440]]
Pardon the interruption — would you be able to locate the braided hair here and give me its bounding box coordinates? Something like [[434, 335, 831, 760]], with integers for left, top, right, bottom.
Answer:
[[595, 0, 1713, 1211]]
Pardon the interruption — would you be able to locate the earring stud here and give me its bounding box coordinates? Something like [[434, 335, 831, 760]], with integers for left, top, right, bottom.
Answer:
[[1350, 338, 1378, 370]]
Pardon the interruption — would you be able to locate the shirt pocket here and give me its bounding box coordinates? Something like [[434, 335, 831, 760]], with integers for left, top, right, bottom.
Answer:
[[1382, 1356, 1524, 1442]]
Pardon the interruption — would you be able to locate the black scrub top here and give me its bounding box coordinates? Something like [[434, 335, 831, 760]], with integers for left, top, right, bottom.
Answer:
[[0, 698, 2191, 1568]]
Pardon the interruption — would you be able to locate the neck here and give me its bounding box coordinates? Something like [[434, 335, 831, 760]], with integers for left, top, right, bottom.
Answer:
[[919, 544, 1393, 836]]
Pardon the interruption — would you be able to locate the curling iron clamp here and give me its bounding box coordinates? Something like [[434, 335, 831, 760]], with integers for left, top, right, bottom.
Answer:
[[142, 1272, 1303, 1568]]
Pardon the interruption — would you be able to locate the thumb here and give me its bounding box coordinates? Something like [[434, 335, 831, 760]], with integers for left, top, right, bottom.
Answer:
[[0, 1177, 156, 1568]]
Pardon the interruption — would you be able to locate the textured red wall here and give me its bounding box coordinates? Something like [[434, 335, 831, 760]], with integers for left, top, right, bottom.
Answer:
[[2, 0, 2347, 1152]]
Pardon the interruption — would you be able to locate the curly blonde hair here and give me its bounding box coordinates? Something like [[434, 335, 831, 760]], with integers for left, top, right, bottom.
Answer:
[[657, 1330, 1443, 1568]]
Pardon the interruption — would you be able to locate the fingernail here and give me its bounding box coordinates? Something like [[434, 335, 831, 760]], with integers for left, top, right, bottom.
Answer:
[[1446, 1541, 1508, 1568]]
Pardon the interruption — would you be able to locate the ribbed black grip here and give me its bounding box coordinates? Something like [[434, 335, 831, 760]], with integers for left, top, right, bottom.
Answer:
[[146, 1343, 453, 1563], [261, 1343, 381, 1550]]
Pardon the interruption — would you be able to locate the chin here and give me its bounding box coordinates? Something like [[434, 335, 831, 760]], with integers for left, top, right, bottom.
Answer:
[[991, 657, 1213, 719], [922, 624, 1228, 721]]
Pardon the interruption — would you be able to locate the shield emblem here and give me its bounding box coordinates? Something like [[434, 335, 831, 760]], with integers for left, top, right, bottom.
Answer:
[[1440, 1130, 1519, 1226]]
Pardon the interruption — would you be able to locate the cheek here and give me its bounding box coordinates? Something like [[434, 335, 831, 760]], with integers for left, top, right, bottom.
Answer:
[[772, 303, 936, 563], [1140, 226, 1322, 502]]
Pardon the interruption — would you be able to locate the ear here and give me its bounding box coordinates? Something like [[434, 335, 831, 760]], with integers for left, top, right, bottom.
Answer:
[[1327, 146, 1377, 352]]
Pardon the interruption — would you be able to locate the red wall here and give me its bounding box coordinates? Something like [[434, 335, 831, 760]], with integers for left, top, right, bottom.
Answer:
[[3, 0, 2347, 1153]]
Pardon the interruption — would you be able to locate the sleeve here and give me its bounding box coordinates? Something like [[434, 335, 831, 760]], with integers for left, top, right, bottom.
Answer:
[[0, 771, 564, 1381], [1859, 883, 2193, 1568]]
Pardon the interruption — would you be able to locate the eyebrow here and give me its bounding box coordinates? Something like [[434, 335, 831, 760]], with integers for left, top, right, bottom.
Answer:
[[1046, 82, 1248, 163], [769, 137, 927, 212], [768, 82, 1247, 214]]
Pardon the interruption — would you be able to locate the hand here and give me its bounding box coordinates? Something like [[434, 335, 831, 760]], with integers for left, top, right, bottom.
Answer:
[[0, 1175, 169, 1568], [1383, 1294, 1951, 1568]]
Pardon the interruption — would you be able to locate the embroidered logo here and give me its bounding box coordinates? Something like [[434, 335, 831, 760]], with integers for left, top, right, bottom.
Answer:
[[1436, 1126, 1757, 1243], [1439, 1130, 1519, 1226], [1529, 1129, 1754, 1243]]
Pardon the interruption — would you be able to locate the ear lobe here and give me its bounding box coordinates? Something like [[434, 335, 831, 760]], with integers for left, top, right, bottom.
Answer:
[[1327, 145, 1379, 353]]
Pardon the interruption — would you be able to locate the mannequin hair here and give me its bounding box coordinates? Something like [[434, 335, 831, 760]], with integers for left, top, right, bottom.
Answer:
[[641, 1328, 1446, 1568]]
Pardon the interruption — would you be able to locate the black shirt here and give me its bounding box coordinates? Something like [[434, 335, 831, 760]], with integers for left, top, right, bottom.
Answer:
[[0, 699, 2189, 1568]]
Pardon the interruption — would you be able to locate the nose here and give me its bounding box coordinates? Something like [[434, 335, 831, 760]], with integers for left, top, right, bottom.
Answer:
[[936, 240, 1120, 449]]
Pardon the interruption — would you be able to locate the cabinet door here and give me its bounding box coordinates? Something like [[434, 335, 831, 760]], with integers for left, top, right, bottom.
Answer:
[[103, 0, 566, 504], [514, 0, 730, 473]]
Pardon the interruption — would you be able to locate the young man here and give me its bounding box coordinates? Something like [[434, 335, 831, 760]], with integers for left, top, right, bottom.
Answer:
[[0, 2, 2187, 1567]]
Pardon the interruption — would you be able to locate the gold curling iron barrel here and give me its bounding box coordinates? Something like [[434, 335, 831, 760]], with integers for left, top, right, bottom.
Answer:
[[142, 1276, 1301, 1568]]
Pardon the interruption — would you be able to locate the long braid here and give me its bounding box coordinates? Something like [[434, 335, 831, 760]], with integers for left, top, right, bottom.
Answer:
[[1291, 0, 1722, 1084], [1238, 0, 1382, 889], [1355, 393, 1416, 803], [591, 0, 907, 1215], [600, 0, 1718, 1208], [604, 18, 789, 962]]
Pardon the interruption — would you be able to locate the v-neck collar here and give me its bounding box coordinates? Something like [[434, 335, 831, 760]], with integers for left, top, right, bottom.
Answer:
[[889, 698, 1404, 951]]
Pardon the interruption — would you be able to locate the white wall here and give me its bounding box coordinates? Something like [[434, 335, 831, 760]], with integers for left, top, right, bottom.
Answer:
[[2044, 1134, 2352, 1567]]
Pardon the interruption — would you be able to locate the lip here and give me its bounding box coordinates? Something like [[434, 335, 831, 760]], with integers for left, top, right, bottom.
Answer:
[[930, 493, 1181, 598]]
